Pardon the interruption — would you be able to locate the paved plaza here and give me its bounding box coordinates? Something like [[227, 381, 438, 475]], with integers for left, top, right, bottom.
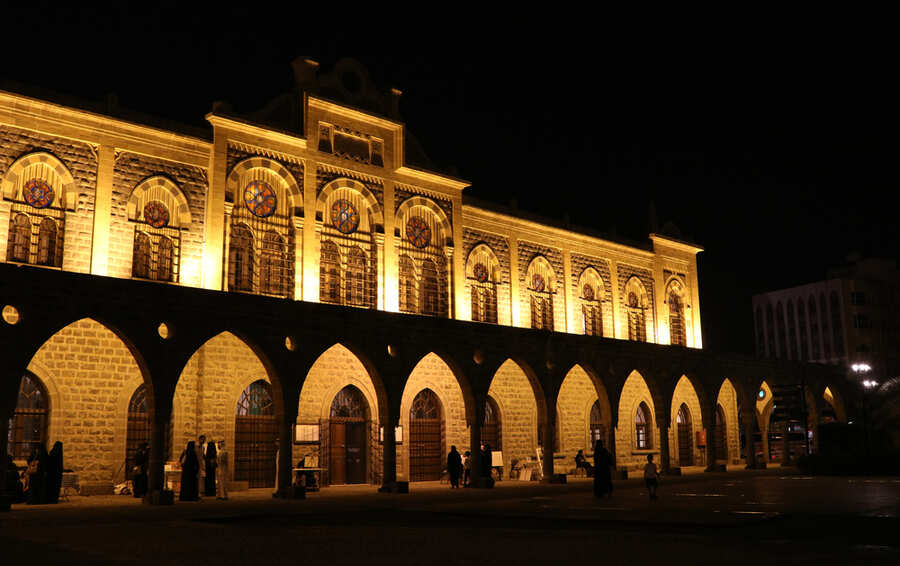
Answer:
[[2, 469, 899, 565]]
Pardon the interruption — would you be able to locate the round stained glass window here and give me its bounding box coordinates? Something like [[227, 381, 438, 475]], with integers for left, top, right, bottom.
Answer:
[[583, 284, 595, 301], [473, 263, 489, 283], [243, 180, 277, 218], [23, 178, 54, 208], [143, 201, 170, 228], [406, 216, 431, 249], [532, 273, 546, 292], [330, 199, 359, 234]]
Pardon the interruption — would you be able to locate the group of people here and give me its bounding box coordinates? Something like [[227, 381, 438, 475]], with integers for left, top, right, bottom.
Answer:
[[4, 441, 64, 505], [446, 443, 494, 488], [177, 435, 229, 502]]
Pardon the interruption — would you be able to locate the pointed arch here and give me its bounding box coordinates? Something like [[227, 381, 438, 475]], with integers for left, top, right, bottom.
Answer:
[[316, 177, 384, 230], [823, 386, 847, 423], [466, 243, 501, 324], [395, 195, 452, 247], [556, 363, 613, 463], [670, 375, 703, 468], [624, 276, 650, 342], [577, 267, 605, 337], [226, 157, 302, 214], [616, 370, 658, 466], [486, 358, 546, 477], [714, 377, 741, 464], [126, 175, 192, 228], [526, 255, 556, 330], [665, 277, 687, 346]]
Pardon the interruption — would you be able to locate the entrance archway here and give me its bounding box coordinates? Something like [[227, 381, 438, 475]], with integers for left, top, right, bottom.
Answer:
[[482, 396, 501, 450], [125, 384, 151, 477], [234, 380, 277, 488], [409, 389, 443, 481], [676, 404, 693, 466], [328, 385, 369, 485]]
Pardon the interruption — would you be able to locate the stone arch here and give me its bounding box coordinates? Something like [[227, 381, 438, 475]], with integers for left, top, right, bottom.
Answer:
[[556, 363, 613, 471], [226, 156, 303, 213], [395, 195, 453, 247], [615, 369, 659, 469], [823, 385, 847, 423], [399, 352, 470, 481], [126, 175, 192, 228], [316, 177, 384, 230], [714, 378, 741, 464], [669, 375, 704, 468], [486, 358, 543, 478], [21, 317, 148, 493], [466, 243, 502, 283], [1, 151, 78, 210]]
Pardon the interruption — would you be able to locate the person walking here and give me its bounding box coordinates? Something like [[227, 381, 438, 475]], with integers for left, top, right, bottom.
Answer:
[[447, 446, 462, 488], [593, 439, 613, 498], [644, 454, 659, 500], [179, 441, 200, 501], [216, 440, 229, 500], [204, 441, 218, 497]]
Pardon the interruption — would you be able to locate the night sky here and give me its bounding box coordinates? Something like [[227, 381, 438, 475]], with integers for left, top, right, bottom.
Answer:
[[2, 31, 896, 355]]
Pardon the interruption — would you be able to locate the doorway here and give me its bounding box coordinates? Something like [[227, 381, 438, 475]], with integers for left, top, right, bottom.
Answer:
[[409, 389, 442, 481], [677, 403, 693, 466], [328, 386, 369, 485]]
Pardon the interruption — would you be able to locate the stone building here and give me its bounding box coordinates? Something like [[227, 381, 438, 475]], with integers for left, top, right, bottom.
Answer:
[[0, 59, 853, 501]]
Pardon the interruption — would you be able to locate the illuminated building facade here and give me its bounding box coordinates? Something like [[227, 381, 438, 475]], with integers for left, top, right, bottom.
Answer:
[[0, 59, 851, 500]]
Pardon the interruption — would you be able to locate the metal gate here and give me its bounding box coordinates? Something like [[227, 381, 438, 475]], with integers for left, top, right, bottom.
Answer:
[[409, 389, 442, 481], [677, 404, 693, 466], [234, 380, 277, 488], [126, 384, 151, 477]]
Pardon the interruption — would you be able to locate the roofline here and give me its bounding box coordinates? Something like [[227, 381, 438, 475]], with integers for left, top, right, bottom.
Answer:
[[650, 233, 704, 254]]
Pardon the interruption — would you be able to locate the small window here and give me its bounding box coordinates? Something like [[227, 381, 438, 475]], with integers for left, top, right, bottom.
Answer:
[[853, 315, 870, 329], [850, 292, 866, 306], [635, 402, 652, 449]]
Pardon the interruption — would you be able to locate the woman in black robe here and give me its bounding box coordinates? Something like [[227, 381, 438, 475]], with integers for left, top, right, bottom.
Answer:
[[46, 441, 63, 504], [204, 441, 217, 497], [26, 445, 48, 505], [179, 441, 199, 501], [446, 446, 462, 488], [593, 439, 613, 498], [133, 442, 149, 498]]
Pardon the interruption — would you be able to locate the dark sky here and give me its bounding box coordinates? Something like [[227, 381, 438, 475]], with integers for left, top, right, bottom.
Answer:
[[2, 31, 896, 355]]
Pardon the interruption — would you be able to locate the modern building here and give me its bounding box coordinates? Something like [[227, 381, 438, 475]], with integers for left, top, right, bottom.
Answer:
[[0, 59, 851, 502]]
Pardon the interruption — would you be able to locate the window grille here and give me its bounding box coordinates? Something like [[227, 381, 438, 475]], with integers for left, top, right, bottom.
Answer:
[[589, 400, 605, 446], [346, 247, 369, 307], [320, 189, 377, 309], [808, 297, 820, 359], [132, 229, 180, 282], [133, 232, 152, 279], [259, 231, 287, 296], [399, 255, 417, 313], [527, 258, 555, 330], [668, 292, 686, 346], [8, 373, 49, 459], [820, 294, 831, 358], [398, 206, 448, 317], [421, 259, 440, 316], [229, 224, 255, 292], [6, 207, 64, 267], [320, 240, 342, 304], [786, 300, 797, 359], [627, 292, 647, 342]]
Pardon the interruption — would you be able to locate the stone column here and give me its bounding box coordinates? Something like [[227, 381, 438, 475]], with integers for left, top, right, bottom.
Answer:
[[705, 416, 718, 472], [275, 403, 299, 498], [742, 408, 757, 469], [469, 410, 484, 487], [379, 410, 400, 492], [146, 399, 173, 504], [658, 417, 671, 474], [541, 414, 556, 481]]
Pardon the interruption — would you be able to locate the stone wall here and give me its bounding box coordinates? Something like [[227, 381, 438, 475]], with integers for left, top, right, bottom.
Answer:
[[0, 125, 97, 273], [486, 360, 538, 478], [27, 319, 143, 494], [110, 152, 208, 286], [398, 353, 467, 481]]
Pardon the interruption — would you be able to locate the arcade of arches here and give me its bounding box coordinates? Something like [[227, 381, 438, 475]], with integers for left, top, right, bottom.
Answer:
[[3, 316, 852, 496]]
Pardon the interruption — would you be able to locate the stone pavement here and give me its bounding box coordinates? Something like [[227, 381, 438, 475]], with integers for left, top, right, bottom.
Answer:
[[2, 468, 899, 565]]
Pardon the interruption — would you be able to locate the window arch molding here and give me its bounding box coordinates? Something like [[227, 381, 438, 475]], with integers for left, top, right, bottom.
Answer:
[[665, 276, 687, 346], [126, 175, 192, 228], [226, 157, 302, 215], [624, 275, 650, 342], [316, 177, 383, 231], [577, 267, 605, 336], [526, 255, 557, 292], [1, 151, 77, 210], [465, 242, 501, 283], [466, 243, 501, 323], [394, 196, 453, 247]]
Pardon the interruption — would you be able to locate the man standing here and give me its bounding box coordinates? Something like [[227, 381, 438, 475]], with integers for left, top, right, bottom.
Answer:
[[196, 435, 206, 498]]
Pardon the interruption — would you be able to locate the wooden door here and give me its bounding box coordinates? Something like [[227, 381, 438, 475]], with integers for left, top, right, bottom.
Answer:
[[346, 421, 366, 484], [409, 419, 441, 481], [329, 422, 347, 485], [677, 404, 693, 466]]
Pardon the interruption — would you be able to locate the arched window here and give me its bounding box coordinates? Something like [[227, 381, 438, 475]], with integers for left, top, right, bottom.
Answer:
[[399, 255, 417, 313], [346, 247, 368, 306], [7, 213, 32, 263], [787, 299, 797, 360], [766, 303, 776, 357], [126, 384, 151, 478], [625, 276, 649, 342], [409, 389, 443, 481], [482, 396, 501, 450], [234, 380, 277, 488], [527, 257, 555, 330], [579, 269, 604, 337], [330, 385, 368, 419], [7, 373, 49, 459], [667, 279, 686, 346], [820, 293, 831, 358], [830, 291, 844, 357], [229, 224, 254, 292], [319, 240, 342, 304], [809, 296, 821, 359], [421, 259, 440, 316], [635, 402, 651, 449], [132, 232, 152, 279], [259, 230, 286, 296], [589, 400, 605, 446], [755, 306, 765, 356], [797, 300, 809, 360], [776, 302, 786, 359], [467, 245, 500, 324]]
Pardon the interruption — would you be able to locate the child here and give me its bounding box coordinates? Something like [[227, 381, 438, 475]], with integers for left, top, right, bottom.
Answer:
[[643, 454, 659, 500]]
